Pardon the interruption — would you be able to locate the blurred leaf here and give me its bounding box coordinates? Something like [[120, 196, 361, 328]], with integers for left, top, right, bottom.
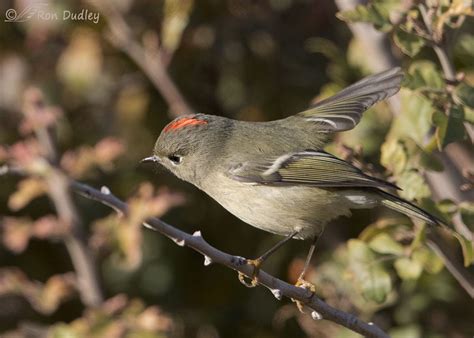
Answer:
[[388, 89, 434, 145], [162, 0, 194, 55], [368, 233, 404, 255], [36, 274, 75, 314], [454, 34, 474, 67], [49, 295, 174, 337], [459, 202, 474, 232], [305, 37, 342, 60], [394, 257, 423, 280], [452, 231, 474, 267], [397, 170, 431, 201], [1, 217, 32, 253], [464, 106, 474, 124], [412, 247, 444, 274], [436, 199, 458, 217], [60, 137, 125, 178], [393, 30, 425, 57], [337, 1, 400, 32], [432, 107, 465, 149], [389, 324, 421, 338], [404, 61, 444, 90], [381, 139, 407, 175], [454, 82, 474, 109], [347, 239, 392, 303], [8, 177, 47, 211], [56, 28, 103, 94], [0, 269, 74, 315], [92, 183, 185, 269]]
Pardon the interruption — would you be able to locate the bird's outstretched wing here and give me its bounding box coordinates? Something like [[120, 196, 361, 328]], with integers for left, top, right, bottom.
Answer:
[[227, 151, 399, 190], [295, 67, 403, 132]]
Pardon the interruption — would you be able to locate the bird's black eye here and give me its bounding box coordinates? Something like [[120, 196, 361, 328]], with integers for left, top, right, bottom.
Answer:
[[168, 154, 183, 165]]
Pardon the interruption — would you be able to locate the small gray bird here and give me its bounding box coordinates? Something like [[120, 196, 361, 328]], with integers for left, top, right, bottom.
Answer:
[[143, 68, 442, 287]]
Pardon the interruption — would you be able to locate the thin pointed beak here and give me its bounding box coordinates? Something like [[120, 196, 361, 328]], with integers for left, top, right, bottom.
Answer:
[[140, 155, 159, 164]]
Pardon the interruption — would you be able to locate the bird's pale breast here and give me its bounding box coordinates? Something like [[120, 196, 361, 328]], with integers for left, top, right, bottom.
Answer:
[[201, 173, 369, 239]]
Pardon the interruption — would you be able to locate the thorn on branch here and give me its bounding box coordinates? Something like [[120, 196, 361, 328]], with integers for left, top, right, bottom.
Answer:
[[203, 255, 213, 266], [270, 288, 282, 300], [311, 311, 323, 320], [173, 238, 186, 247]]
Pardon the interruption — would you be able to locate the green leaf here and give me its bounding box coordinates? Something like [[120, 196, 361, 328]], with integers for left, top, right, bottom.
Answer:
[[412, 247, 444, 274], [369, 233, 405, 255], [393, 29, 425, 57], [394, 257, 423, 280], [404, 61, 444, 90], [389, 324, 422, 338], [464, 106, 474, 124], [388, 89, 434, 145], [337, 5, 388, 31], [419, 149, 444, 172], [381, 139, 408, 175], [459, 202, 474, 232], [397, 170, 431, 201], [347, 239, 392, 303], [454, 34, 474, 67], [337, 0, 401, 31], [454, 82, 474, 109], [436, 199, 458, 217], [433, 106, 466, 149], [452, 231, 474, 267]]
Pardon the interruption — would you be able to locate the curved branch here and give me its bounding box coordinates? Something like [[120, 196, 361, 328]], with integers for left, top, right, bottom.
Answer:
[[68, 180, 389, 338]]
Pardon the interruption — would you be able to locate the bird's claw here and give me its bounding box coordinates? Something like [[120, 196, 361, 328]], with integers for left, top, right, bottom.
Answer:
[[237, 258, 262, 288], [292, 278, 316, 313]]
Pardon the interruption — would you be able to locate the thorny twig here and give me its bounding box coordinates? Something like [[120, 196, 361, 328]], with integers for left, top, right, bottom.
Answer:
[[72, 180, 390, 338], [1, 165, 390, 338]]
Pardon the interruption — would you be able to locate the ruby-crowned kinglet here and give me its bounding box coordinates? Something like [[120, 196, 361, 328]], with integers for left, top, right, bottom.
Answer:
[[143, 68, 443, 286]]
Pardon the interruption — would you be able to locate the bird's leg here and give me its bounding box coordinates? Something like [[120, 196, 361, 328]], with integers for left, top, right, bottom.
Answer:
[[238, 230, 299, 288], [293, 234, 321, 312]]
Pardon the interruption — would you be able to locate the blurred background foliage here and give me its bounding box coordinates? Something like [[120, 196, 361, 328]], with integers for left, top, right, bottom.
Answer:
[[0, 0, 473, 337]]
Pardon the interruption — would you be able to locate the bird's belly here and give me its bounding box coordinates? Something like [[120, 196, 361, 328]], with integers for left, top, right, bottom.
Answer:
[[203, 176, 356, 239]]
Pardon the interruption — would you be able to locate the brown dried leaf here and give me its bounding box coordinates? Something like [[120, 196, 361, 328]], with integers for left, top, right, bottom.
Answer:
[[32, 215, 66, 239], [9, 138, 44, 166], [94, 137, 125, 168], [93, 183, 185, 269], [35, 273, 75, 314], [60, 147, 96, 178], [60, 137, 124, 178], [1, 217, 33, 253], [0, 269, 75, 315], [8, 177, 47, 211], [137, 306, 174, 332]]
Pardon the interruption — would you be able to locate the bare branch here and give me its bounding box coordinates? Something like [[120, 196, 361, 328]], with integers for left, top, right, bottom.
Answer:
[[85, 0, 194, 118]]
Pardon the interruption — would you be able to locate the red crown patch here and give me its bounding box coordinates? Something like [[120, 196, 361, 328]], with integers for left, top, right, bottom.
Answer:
[[163, 117, 208, 132]]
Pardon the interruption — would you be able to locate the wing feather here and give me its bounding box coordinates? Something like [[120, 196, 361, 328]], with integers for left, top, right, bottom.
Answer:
[[228, 151, 399, 190], [297, 68, 403, 132]]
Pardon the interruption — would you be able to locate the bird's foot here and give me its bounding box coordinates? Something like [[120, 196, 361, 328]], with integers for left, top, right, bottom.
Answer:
[[237, 258, 263, 288], [292, 277, 316, 313]]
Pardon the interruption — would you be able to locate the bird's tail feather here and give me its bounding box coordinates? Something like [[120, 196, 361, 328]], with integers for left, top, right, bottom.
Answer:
[[378, 190, 446, 227]]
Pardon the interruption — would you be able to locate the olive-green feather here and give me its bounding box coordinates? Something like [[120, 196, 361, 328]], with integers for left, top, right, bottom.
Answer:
[[228, 151, 399, 190], [294, 67, 403, 132]]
